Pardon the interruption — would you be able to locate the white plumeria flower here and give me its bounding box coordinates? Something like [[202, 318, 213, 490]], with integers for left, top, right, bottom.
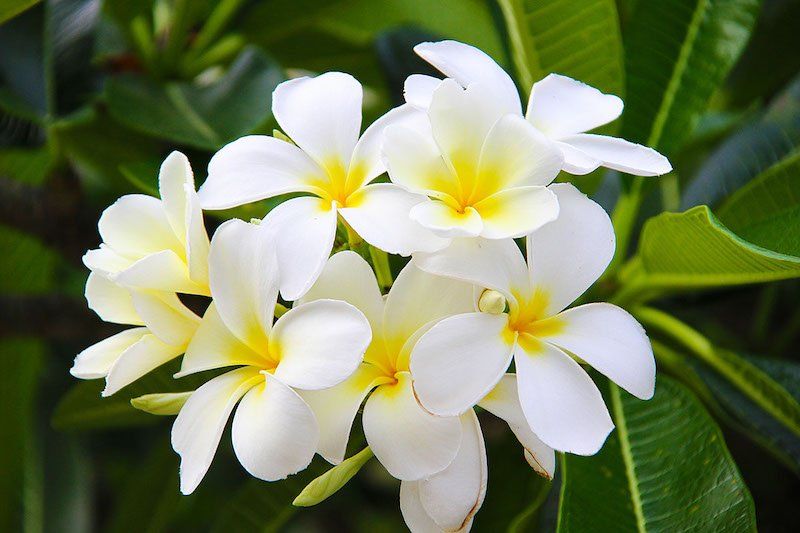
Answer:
[[198, 72, 448, 301], [382, 77, 563, 240], [405, 40, 672, 176], [399, 410, 487, 533], [71, 272, 199, 396], [297, 251, 474, 482], [83, 151, 210, 295], [171, 220, 371, 494], [411, 184, 655, 455]]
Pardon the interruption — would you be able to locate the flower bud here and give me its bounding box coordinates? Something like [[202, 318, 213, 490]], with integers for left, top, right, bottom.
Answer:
[[478, 289, 506, 315]]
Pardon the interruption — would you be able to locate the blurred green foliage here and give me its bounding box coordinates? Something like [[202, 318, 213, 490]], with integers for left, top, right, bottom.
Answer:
[[2, 0, 800, 531]]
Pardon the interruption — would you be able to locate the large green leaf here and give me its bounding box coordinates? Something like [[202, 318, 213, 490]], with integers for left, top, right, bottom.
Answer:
[[620, 0, 760, 155], [715, 152, 800, 256], [496, 0, 625, 96], [557, 377, 756, 532], [620, 205, 800, 301], [105, 47, 283, 150]]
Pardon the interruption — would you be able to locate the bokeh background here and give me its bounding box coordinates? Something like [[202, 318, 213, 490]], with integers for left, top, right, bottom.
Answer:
[[1, 0, 799, 531]]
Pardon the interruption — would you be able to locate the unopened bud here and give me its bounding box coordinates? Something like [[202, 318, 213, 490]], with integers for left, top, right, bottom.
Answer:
[[478, 289, 506, 314]]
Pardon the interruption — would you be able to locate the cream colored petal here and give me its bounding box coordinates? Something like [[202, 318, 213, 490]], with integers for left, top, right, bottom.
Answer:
[[559, 133, 672, 177], [363, 372, 462, 481], [84, 272, 142, 325], [208, 219, 278, 351], [403, 74, 441, 109], [409, 201, 482, 238], [177, 303, 266, 378], [171, 367, 262, 494], [114, 250, 205, 295], [130, 290, 199, 347], [472, 185, 559, 239], [103, 333, 186, 396], [231, 373, 319, 481], [70, 327, 148, 379], [98, 194, 183, 257], [300, 364, 391, 464]]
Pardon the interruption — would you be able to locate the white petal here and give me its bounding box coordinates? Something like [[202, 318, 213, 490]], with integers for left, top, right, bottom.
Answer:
[[559, 134, 672, 176], [428, 80, 507, 185], [410, 312, 515, 417], [130, 291, 199, 347], [114, 250, 205, 295], [272, 72, 361, 172], [172, 367, 262, 494], [231, 373, 319, 481], [298, 251, 384, 331], [158, 151, 194, 242], [178, 303, 266, 377], [473, 186, 559, 239], [261, 196, 338, 301], [271, 299, 371, 390], [400, 482, 441, 533], [477, 114, 562, 191], [414, 237, 529, 303], [541, 303, 655, 400], [556, 141, 602, 175], [103, 333, 185, 396], [382, 121, 459, 201], [414, 40, 521, 116], [419, 410, 487, 531], [514, 341, 613, 455], [83, 245, 132, 275], [526, 183, 614, 315], [349, 104, 426, 189], [300, 364, 390, 464], [98, 194, 182, 258], [403, 74, 441, 109], [479, 374, 556, 478], [339, 184, 449, 255], [70, 327, 148, 379], [383, 261, 475, 359], [85, 272, 142, 325], [409, 201, 482, 238], [200, 136, 323, 209], [526, 74, 623, 137], [363, 372, 462, 480], [208, 219, 278, 351]]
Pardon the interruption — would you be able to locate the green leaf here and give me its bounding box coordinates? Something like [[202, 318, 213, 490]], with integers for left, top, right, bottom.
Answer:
[[52, 361, 207, 431], [620, 0, 760, 154], [293, 447, 373, 507], [557, 377, 756, 532], [621, 205, 800, 301], [496, 0, 625, 97], [131, 391, 193, 416], [105, 47, 283, 150], [0, 0, 40, 25], [715, 151, 800, 256], [51, 107, 163, 197]]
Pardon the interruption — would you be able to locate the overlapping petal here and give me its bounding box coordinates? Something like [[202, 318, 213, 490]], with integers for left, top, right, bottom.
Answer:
[[472, 185, 559, 239], [84, 272, 141, 325], [70, 327, 148, 379], [411, 312, 515, 417], [409, 201, 482, 238], [363, 372, 461, 480], [103, 333, 186, 396], [231, 373, 319, 481], [558, 133, 673, 177]]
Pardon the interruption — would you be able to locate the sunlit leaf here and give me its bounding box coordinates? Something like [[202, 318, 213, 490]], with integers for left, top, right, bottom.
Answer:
[[557, 377, 756, 532]]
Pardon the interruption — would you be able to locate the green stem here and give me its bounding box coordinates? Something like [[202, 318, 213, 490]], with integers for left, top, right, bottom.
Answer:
[[189, 0, 246, 55], [180, 33, 244, 77], [130, 16, 157, 69], [631, 306, 714, 360], [274, 303, 289, 318], [162, 0, 193, 72], [369, 246, 393, 289], [608, 177, 645, 275]]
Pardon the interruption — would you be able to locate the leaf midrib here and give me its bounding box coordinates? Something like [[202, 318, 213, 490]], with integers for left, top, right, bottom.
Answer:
[[610, 384, 648, 533]]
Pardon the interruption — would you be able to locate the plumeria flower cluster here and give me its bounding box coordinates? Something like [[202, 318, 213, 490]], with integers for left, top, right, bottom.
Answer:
[[73, 40, 669, 531]]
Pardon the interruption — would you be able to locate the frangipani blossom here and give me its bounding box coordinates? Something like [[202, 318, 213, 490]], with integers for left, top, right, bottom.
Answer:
[[411, 184, 655, 455], [383, 78, 563, 240], [297, 251, 474, 481], [83, 151, 210, 295], [71, 272, 199, 397], [171, 220, 371, 494], [399, 410, 487, 533], [405, 40, 671, 177], [199, 72, 447, 301]]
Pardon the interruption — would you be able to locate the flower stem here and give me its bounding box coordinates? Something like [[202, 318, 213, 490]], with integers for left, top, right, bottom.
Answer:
[[369, 246, 393, 289]]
